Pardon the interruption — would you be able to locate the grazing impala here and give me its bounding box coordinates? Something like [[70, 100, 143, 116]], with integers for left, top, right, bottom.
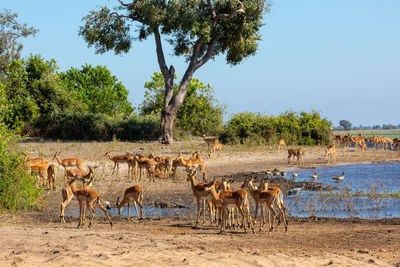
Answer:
[[287, 148, 304, 164], [116, 185, 144, 220], [30, 164, 48, 188]]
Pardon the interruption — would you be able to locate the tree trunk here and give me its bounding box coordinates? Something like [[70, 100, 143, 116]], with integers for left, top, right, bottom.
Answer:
[[153, 28, 221, 144], [159, 110, 176, 144]]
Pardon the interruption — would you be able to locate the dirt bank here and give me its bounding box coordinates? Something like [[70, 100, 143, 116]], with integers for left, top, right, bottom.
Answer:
[[1, 141, 399, 266]]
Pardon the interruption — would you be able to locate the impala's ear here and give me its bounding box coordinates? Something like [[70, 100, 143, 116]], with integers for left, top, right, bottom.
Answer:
[[209, 178, 216, 187]]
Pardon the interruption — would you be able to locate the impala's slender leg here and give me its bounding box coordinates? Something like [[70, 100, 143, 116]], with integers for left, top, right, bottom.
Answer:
[[88, 202, 96, 226], [127, 201, 131, 220]]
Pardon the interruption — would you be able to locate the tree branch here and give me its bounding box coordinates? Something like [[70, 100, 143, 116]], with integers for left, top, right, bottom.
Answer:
[[154, 29, 168, 78], [195, 31, 225, 70], [211, 0, 245, 27], [154, 29, 175, 108], [117, 0, 133, 8], [110, 10, 146, 24], [207, 0, 216, 19]]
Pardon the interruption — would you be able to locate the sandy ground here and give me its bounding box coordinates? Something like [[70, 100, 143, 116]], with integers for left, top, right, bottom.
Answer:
[[1, 141, 400, 266]]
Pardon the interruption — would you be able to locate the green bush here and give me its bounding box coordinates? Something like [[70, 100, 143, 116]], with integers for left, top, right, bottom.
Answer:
[[28, 112, 160, 141], [0, 124, 42, 210], [220, 111, 332, 145]]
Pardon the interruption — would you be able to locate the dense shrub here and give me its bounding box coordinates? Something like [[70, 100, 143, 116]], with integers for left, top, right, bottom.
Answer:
[[0, 124, 42, 210], [220, 111, 332, 145], [27, 112, 160, 141]]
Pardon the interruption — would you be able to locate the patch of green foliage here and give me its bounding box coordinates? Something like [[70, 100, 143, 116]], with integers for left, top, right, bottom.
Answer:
[[140, 72, 225, 137], [59, 64, 134, 118], [31, 112, 160, 141], [220, 111, 332, 145], [1, 55, 84, 130], [0, 124, 42, 210]]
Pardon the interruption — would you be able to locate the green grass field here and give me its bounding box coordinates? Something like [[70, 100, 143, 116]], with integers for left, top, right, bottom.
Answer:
[[334, 129, 400, 139]]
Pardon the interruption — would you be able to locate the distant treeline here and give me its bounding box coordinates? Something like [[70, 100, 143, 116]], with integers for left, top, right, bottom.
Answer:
[[333, 124, 400, 131], [23, 110, 333, 145]]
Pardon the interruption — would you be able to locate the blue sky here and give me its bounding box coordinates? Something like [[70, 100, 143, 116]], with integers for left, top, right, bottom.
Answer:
[[4, 0, 400, 126]]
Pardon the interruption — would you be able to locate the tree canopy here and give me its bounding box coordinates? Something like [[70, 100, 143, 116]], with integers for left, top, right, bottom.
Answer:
[[0, 55, 80, 129], [79, 0, 270, 143], [0, 9, 38, 75], [339, 120, 352, 131], [60, 64, 134, 117]]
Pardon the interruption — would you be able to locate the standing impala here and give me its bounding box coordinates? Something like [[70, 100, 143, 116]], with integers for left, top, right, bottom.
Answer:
[[104, 151, 133, 176], [177, 152, 207, 180], [242, 178, 288, 234], [202, 134, 219, 151], [75, 181, 113, 229], [53, 151, 84, 181], [47, 164, 57, 191], [60, 166, 97, 223], [24, 155, 49, 169], [186, 169, 213, 226], [204, 180, 254, 234]]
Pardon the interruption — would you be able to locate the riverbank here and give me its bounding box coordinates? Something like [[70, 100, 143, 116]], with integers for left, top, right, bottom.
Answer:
[[2, 141, 399, 266]]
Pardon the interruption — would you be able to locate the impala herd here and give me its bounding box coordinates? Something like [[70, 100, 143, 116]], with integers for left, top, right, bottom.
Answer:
[[23, 133, 398, 233], [333, 133, 400, 151]]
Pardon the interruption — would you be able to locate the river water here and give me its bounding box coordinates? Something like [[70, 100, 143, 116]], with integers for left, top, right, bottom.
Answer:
[[285, 162, 400, 218], [67, 162, 400, 220]]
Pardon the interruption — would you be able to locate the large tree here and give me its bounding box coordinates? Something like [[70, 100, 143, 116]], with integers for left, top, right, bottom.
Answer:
[[80, 0, 270, 144], [0, 9, 38, 75], [339, 120, 352, 131]]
